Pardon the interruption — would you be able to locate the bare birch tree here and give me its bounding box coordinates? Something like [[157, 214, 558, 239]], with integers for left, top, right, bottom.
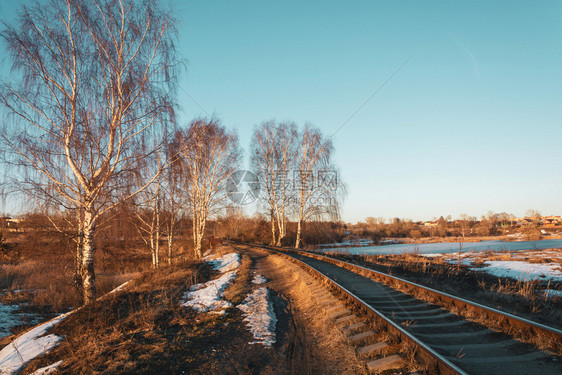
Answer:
[[173, 119, 240, 259], [251, 121, 297, 246], [293, 125, 343, 248], [0, 0, 177, 304], [131, 148, 164, 269], [161, 136, 184, 265]]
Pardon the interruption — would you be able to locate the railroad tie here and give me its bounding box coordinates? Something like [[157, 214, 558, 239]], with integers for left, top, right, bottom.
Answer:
[[309, 286, 326, 293], [342, 321, 367, 334], [357, 341, 389, 356], [318, 296, 338, 305], [366, 354, 404, 373], [349, 330, 376, 344], [320, 299, 340, 308], [316, 292, 333, 300], [316, 292, 334, 300], [325, 304, 347, 314], [335, 314, 357, 325], [328, 309, 351, 320]]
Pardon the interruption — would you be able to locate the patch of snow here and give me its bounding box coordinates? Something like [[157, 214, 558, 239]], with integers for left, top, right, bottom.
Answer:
[[0, 278, 133, 374], [207, 253, 241, 273], [0, 304, 23, 339], [30, 360, 63, 375], [0, 311, 72, 375], [544, 289, 562, 298], [181, 271, 237, 313], [252, 274, 267, 284], [420, 253, 443, 257], [512, 251, 561, 259], [107, 281, 130, 295], [446, 258, 475, 266], [472, 261, 562, 281], [238, 287, 277, 346]]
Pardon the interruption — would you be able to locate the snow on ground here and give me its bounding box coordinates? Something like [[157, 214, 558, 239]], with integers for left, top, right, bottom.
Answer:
[[30, 360, 63, 375], [544, 289, 562, 298], [446, 258, 476, 266], [105, 281, 130, 296], [0, 311, 73, 375], [207, 253, 241, 273], [238, 286, 277, 347], [420, 253, 443, 257], [0, 293, 43, 340], [181, 252, 242, 313], [511, 250, 562, 259], [0, 280, 132, 374], [252, 274, 267, 285], [443, 252, 478, 266], [0, 303, 24, 339], [181, 270, 237, 313], [471, 261, 562, 282]]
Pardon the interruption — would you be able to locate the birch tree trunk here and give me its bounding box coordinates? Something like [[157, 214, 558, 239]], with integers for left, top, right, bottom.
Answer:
[[154, 184, 160, 269], [167, 226, 174, 265], [81, 209, 96, 304], [270, 208, 277, 246], [75, 218, 84, 292], [295, 217, 303, 249]]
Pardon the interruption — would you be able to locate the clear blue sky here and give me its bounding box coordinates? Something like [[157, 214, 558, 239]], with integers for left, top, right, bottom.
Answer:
[[1, 1, 561, 222]]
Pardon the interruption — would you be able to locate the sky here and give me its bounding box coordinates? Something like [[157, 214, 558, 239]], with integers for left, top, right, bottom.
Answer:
[[1, 0, 561, 223]]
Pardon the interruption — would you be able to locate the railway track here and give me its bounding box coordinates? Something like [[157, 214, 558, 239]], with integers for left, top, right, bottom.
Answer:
[[240, 243, 562, 375]]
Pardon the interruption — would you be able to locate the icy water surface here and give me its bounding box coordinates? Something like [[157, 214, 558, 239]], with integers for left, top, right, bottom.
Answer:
[[320, 239, 562, 255]]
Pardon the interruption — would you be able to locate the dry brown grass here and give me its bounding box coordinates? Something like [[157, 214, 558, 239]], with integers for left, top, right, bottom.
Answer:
[[21, 244, 310, 374], [0, 258, 141, 314], [223, 253, 252, 305], [0, 228, 157, 320], [22, 261, 201, 374], [245, 247, 367, 374]]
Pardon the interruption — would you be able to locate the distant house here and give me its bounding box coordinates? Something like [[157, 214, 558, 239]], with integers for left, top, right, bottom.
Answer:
[[520, 218, 534, 226], [543, 216, 561, 227], [0, 217, 21, 230], [423, 221, 437, 228]]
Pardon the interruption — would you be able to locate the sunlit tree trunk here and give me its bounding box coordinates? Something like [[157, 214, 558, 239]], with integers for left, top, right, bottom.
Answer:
[[167, 225, 174, 265], [81, 209, 96, 304], [270, 208, 277, 246], [295, 219, 302, 249]]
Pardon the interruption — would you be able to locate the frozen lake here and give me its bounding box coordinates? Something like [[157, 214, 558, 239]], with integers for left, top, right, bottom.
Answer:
[[319, 239, 562, 256]]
